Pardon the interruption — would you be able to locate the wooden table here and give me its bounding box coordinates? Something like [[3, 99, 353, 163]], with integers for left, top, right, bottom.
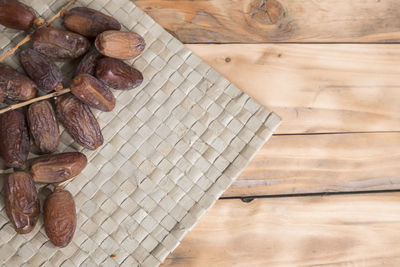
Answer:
[[134, 0, 400, 265]]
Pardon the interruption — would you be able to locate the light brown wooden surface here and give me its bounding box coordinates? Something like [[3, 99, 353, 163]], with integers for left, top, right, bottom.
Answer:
[[162, 194, 400, 266], [135, 0, 400, 43], [187, 44, 400, 134], [189, 43, 400, 197], [225, 133, 400, 197], [137, 1, 400, 265]]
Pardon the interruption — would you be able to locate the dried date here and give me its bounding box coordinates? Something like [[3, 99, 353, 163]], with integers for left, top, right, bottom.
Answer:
[[30, 152, 87, 183], [70, 74, 116, 112], [0, 63, 37, 101], [63, 7, 121, 38], [32, 27, 89, 59], [4, 172, 40, 234], [56, 95, 103, 150], [95, 30, 146, 60], [44, 187, 76, 247], [0, 110, 30, 168], [27, 100, 60, 154], [0, 0, 36, 30], [0, 86, 3, 103], [20, 48, 63, 92], [75, 48, 103, 76], [96, 57, 143, 90]]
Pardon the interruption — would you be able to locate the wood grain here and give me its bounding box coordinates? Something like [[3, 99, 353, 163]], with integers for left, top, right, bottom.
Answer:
[[188, 43, 400, 133], [135, 0, 400, 43], [225, 133, 400, 197], [163, 195, 400, 266]]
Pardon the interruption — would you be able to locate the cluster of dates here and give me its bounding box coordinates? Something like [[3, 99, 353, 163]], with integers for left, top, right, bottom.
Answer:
[[0, 1, 145, 248]]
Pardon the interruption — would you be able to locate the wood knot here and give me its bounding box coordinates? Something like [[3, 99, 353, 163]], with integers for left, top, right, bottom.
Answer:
[[248, 0, 285, 25]]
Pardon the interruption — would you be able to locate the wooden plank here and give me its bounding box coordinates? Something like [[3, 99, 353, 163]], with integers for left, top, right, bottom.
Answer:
[[162, 194, 400, 266], [135, 0, 400, 43], [187, 43, 400, 133], [225, 133, 400, 197]]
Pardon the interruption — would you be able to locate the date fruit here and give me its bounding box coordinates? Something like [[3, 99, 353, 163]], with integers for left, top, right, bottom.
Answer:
[[76, 48, 103, 76], [27, 100, 60, 154], [32, 27, 89, 59], [96, 57, 143, 90], [0, 0, 36, 30], [0, 63, 37, 101], [56, 95, 104, 150], [30, 152, 87, 183], [20, 48, 63, 92], [4, 172, 40, 234], [44, 187, 76, 247], [0, 110, 30, 168], [70, 74, 116, 112], [95, 30, 146, 60], [63, 7, 121, 38], [0, 86, 3, 103]]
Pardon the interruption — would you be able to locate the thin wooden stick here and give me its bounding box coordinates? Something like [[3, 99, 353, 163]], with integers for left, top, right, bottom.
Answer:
[[0, 0, 77, 63], [47, 0, 77, 25], [0, 34, 31, 62], [0, 89, 71, 114]]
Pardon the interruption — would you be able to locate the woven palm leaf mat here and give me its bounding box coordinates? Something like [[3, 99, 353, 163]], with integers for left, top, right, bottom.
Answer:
[[0, 0, 280, 266]]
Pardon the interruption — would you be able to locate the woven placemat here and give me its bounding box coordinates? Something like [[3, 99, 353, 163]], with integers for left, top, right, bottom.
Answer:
[[0, 0, 280, 266]]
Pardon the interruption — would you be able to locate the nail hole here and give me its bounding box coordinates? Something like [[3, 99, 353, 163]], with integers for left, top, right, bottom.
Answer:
[[241, 197, 254, 203], [225, 57, 231, 63]]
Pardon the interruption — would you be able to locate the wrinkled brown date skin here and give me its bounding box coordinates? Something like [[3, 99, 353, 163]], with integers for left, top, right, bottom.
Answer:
[[4, 172, 40, 234], [32, 27, 89, 59], [20, 48, 63, 92], [0, 110, 30, 168], [70, 74, 116, 112], [95, 31, 146, 60], [30, 152, 87, 183], [96, 57, 143, 90], [56, 95, 103, 150], [0, 0, 36, 30], [0, 63, 37, 101], [44, 187, 76, 248], [27, 100, 60, 154], [63, 7, 121, 38], [0, 86, 4, 103], [75, 48, 103, 76]]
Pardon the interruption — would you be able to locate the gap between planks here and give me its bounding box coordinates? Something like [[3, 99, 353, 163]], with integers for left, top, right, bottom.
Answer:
[[182, 43, 400, 196], [220, 189, 400, 201], [274, 131, 400, 136], [226, 132, 400, 197]]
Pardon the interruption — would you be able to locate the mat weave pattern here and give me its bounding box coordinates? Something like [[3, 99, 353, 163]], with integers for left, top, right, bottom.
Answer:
[[0, 0, 280, 266]]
